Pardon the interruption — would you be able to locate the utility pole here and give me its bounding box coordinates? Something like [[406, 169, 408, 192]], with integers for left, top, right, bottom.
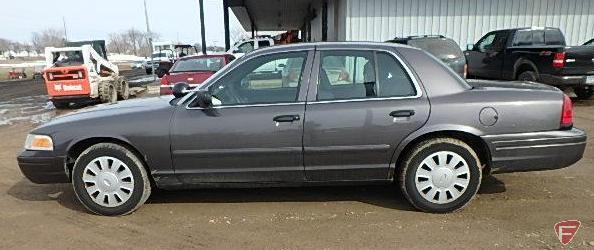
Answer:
[[144, 0, 156, 81], [62, 16, 68, 41], [198, 0, 207, 55]]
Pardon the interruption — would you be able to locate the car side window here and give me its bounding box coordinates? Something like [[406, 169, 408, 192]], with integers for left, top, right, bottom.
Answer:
[[512, 30, 533, 46], [317, 51, 375, 100], [258, 40, 271, 48], [477, 33, 496, 52], [317, 50, 416, 101], [376, 52, 416, 97], [237, 42, 254, 53], [533, 31, 545, 45], [209, 52, 307, 106], [545, 29, 565, 45]]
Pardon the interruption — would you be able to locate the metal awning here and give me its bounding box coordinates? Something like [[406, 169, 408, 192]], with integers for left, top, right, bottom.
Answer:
[[229, 0, 316, 31]]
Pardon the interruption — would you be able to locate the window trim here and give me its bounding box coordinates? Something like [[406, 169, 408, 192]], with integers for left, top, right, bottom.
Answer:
[[308, 48, 422, 104]]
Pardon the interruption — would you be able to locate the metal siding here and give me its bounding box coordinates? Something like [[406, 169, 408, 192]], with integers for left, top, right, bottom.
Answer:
[[344, 0, 594, 46]]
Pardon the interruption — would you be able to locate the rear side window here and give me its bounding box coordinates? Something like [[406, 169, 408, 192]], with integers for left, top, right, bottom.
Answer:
[[545, 29, 565, 45], [258, 40, 270, 48], [533, 31, 545, 45], [376, 52, 416, 97], [512, 30, 533, 46], [408, 39, 463, 60], [317, 50, 416, 101]]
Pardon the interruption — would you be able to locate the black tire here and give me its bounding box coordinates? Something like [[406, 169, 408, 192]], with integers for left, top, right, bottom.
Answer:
[[71, 143, 151, 216], [145, 68, 152, 75], [118, 80, 130, 100], [51, 100, 70, 109], [99, 83, 117, 104], [398, 138, 482, 213], [517, 71, 538, 82], [574, 87, 593, 100]]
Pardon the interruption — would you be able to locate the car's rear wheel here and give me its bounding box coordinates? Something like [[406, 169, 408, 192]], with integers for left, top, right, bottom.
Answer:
[[72, 143, 151, 216], [517, 70, 538, 82], [398, 138, 482, 213]]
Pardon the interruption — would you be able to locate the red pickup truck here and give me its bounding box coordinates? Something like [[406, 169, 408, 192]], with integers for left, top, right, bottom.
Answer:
[[160, 54, 235, 95]]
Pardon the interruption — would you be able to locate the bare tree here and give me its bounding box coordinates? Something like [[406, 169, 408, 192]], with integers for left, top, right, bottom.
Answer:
[[107, 28, 160, 56], [0, 38, 11, 54], [31, 28, 65, 53]]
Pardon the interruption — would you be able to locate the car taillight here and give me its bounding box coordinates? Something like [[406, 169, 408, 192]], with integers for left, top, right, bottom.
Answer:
[[561, 94, 573, 129], [160, 76, 169, 85], [78, 71, 83, 79], [553, 52, 565, 69], [463, 64, 468, 79]]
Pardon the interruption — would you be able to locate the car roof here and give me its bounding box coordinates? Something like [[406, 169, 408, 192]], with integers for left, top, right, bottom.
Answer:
[[248, 41, 416, 56]]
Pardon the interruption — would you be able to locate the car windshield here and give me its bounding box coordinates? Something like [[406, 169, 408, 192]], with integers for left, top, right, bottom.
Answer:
[[52, 50, 84, 66], [408, 39, 464, 60], [171, 57, 225, 72]]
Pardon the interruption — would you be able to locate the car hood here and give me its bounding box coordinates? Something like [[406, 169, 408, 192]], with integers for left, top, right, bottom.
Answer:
[[163, 71, 214, 85], [39, 96, 175, 129]]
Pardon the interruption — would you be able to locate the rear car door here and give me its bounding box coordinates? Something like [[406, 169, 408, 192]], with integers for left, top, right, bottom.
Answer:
[[303, 48, 430, 181], [171, 50, 313, 183]]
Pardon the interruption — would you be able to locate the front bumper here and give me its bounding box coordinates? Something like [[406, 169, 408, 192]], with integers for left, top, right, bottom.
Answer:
[[540, 74, 593, 87], [17, 150, 70, 184], [482, 128, 587, 174]]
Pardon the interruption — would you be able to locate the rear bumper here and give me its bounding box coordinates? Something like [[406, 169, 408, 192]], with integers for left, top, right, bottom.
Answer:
[[482, 128, 587, 174], [540, 74, 593, 87], [17, 150, 69, 184]]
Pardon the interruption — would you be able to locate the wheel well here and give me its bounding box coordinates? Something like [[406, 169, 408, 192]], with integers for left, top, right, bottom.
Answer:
[[515, 63, 537, 79], [66, 137, 155, 185], [395, 131, 492, 176]]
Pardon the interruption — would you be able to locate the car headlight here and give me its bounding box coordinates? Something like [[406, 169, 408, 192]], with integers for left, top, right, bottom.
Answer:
[[24, 134, 54, 151]]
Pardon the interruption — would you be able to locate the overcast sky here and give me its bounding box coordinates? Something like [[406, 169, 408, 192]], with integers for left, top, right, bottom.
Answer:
[[0, 0, 244, 46]]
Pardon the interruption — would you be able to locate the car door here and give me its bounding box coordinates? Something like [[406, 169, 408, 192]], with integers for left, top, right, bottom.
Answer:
[[303, 48, 430, 182], [171, 50, 313, 183], [466, 31, 506, 79]]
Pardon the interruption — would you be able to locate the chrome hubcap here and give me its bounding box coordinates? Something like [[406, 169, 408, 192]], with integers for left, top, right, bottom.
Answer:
[[414, 151, 470, 204], [82, 156, 134, 207]]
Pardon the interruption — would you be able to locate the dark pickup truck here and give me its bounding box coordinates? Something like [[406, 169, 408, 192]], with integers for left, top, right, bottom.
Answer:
[[465, 27, 594, 99]]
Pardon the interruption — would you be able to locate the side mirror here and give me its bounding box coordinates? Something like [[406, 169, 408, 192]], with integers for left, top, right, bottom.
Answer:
[[193, 91, 213, 108], [172, 82, 190, 98], [466, 44, 474, 51]]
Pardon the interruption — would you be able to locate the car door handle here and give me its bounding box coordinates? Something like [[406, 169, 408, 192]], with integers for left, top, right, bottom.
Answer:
[[273, 114, 300, 123], [389, 110, 415, 118]]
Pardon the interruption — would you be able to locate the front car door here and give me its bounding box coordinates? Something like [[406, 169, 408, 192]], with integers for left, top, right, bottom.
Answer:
[[303, 47, 430, 182], [171, 50, 313, 183], [466, 31, 507, 79]]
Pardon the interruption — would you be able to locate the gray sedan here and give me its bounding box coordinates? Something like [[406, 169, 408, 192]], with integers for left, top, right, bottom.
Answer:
[[17, 42, 586, 216]]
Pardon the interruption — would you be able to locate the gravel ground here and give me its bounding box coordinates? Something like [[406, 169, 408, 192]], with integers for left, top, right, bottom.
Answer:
[[0, 79, 593, 249]]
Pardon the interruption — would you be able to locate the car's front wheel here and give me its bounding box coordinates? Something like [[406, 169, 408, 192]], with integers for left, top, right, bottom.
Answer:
[[398, 138, 482, 213], [72, 143, 151, 216]]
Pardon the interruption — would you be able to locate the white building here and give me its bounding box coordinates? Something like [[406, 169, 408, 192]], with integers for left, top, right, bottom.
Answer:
[[230, 0, 594, 47]]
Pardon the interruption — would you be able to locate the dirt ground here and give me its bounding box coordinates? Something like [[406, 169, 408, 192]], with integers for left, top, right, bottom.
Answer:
[[0, 78, 593, 249]]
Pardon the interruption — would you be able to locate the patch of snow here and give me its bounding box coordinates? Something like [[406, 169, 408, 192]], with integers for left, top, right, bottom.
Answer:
[[108, 54, 147, 63], [0, 61, 45, 68]]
